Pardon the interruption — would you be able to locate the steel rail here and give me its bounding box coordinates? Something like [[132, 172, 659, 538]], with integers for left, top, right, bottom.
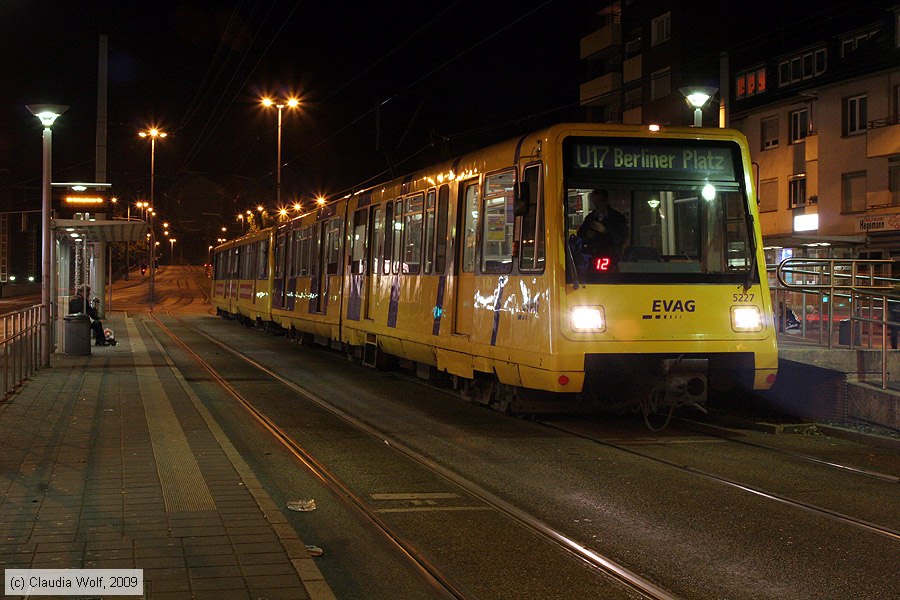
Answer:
[[542, 421, 900, 542], [149, 311, 467, 600], [674, 417, 899, 484], [161, 312, 678, 600]]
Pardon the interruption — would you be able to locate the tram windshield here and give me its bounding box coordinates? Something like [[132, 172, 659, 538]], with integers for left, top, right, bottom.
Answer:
[[563, 137, 755, 284]]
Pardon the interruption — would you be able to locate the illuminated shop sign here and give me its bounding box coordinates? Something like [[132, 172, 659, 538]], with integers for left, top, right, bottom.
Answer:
[[65, 196, 105, 205], [856, 213, 900, 233]]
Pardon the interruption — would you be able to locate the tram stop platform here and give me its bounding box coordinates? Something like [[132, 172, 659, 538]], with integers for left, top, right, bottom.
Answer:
[[0, 313, 336, 600], [770, 332, 900, 434]]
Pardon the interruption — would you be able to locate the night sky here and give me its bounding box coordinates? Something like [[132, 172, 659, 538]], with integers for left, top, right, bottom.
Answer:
[[1, 0, 584, 255], [0, 0, 870, 260]]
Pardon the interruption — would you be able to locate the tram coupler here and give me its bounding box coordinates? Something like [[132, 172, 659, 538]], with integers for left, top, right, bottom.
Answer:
[[659, 358, 708, 411]]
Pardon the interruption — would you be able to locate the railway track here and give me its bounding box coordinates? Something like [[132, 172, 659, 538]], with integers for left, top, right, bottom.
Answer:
[[149, 310, 670, 599], [538, 419, 899, 542], [138, 307, 899, 599]]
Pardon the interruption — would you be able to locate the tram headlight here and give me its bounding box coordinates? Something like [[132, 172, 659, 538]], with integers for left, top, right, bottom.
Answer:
[[570, 306, 605, 332], [731, 306, 763, 332]]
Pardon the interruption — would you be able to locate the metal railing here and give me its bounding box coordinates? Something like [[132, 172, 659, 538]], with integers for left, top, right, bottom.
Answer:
[[2, 304, 42, 399], [772, 257, 898, 389]]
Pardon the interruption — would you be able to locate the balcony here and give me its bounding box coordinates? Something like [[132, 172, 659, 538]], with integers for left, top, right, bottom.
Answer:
[[580, 22, 621, 60], [580, 72, 623, 106], [623, 106, 642, 125], [867, 117, 900, 158], [623, 54, 642, 83], [805, 131, 818, 162]]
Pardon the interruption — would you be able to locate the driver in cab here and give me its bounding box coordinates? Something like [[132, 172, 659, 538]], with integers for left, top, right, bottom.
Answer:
[[576, 189, 628, 262]]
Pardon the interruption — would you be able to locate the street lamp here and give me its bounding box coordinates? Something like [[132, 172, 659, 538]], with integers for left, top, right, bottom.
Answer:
[[237, 213, 245, 235], [139, 128, 166, 302], [169, 238, 177, 264], [260, 97, 299, 205], [679, 86, 718, 127], [27, 103, 68, 367]]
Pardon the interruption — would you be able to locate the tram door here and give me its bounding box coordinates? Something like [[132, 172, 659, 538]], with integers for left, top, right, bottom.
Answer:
[[347, 208, 368, 321], [272, 230, 289, 310], [364, 205, 383, 320], [453, 179, 479, 336], [311, 222, 326, 314]]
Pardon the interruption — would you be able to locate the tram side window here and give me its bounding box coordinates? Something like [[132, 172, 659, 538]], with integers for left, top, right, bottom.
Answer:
[[519, 163, 545, 272], [230, 247, 240, 279], [423, 189, 436, 273], [324, 218, 342, 275], [257, 240, 268, 279], [461, 182, 479, 273], [403, 193, 424, 274], [392, 200, 403, 274], [273, 234, 285, 279], [284, 233, 295, 280], [243, 243, 255, 279], [290, 231, 301, 279], [722, 191, 752, 270], [481, 170, 516, 273], [372, 206, 384, 275], [435, 185, 450, 273], [382, 202, 394, 275], [350, 209, 367, 274], [297, 227, 311, 277]]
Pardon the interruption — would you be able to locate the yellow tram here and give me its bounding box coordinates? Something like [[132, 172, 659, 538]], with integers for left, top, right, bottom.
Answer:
[[212, 123, 778, 414]]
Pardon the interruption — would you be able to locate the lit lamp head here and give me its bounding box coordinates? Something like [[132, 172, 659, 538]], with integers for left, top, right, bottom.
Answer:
[[138, 128, 168, 139], [261, 97, 300, 110], [27, 104, 69, 127], [679, 86, 718, 127]]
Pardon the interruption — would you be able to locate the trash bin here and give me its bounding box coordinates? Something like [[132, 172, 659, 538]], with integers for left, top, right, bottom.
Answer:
[[838, 319, 860, 346], [64, 313, 91, 355]]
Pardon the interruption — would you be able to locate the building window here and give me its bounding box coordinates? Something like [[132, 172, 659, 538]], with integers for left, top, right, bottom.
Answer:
[[842, 171, 867, 213], [778, 47, 826, 86], [840, 29, 879, 57], [735, 67, 766, 99], [789, 108, 809, 143], [889, 158, 900, 206], [761, 116, 779, 150], [651, 12, 670, 46], [650, 68, 671, 100], [758, 178, 778, 213], [843, 94, 867, 135], [789, 175, 807, 208]]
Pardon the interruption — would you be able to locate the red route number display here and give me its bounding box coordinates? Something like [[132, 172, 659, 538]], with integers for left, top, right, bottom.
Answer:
[[593, 257, 611, 271]]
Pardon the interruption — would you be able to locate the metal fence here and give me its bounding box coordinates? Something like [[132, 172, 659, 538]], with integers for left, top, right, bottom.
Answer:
[[2, 304, 41, 399], [772, 257, 899, 389]]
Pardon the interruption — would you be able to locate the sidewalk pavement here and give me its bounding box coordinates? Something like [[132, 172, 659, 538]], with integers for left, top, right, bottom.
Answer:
[[0, 313, 336, 600]]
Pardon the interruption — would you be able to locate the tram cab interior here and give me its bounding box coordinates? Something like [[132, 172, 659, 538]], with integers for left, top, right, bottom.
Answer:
[[565, 182, 754, 281]]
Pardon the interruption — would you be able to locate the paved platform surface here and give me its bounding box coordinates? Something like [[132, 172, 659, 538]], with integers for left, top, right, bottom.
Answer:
[[0, 314, 336, 600]]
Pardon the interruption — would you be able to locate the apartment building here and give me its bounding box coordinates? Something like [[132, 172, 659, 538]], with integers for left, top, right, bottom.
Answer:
[[581, 1, 900, 264], [729, 5, 900, 264]]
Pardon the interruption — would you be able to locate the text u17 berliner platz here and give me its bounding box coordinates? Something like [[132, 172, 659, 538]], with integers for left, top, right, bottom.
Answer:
[[5, 569, 143, 596]]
